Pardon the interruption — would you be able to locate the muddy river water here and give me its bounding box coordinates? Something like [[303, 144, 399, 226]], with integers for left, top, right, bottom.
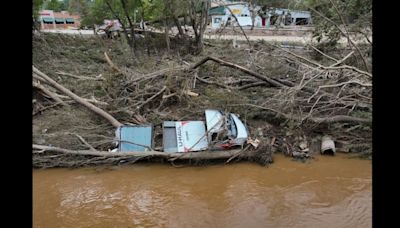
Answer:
[[33, 153, 371, 228]]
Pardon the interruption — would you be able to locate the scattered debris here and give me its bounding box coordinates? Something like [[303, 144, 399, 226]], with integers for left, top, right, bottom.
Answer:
[[247, 138, 260, 149]]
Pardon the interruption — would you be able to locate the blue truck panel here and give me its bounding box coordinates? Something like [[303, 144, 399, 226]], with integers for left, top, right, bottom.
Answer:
[[118, 125, 153, 152]]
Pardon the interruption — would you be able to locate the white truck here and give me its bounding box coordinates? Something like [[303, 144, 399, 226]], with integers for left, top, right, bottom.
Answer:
[[115, 109, 249, 152]]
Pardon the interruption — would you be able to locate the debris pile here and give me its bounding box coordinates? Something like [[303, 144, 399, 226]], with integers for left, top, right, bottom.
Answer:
[[32, 33, 371, 168]]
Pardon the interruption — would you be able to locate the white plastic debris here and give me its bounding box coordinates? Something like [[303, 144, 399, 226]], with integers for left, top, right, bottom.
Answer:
[[247, 138, 260, 149], [299, 141, 308, 150]]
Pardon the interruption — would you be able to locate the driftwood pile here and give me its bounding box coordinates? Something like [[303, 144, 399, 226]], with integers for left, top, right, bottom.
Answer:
[[32, 34, 371, 168], [32, 58, 274, 168]]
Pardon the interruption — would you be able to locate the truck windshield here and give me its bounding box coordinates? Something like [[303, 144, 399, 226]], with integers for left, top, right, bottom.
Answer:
[[227, 114, 237, 138]]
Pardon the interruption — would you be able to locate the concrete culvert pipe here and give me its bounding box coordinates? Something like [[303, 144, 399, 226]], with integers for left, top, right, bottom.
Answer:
[[321, 135, 336, 155]]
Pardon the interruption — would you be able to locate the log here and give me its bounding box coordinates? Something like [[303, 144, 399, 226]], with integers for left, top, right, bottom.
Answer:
[[73, 134, 97, 151], [32, 66, 123, 128], [238, 81, 268, 90], [130, 66, 186, 83], [32, 100, 73, 116], [196, 77, 232, 90], [55, 71, 105, 81], [190, 56, 287, 88], [33, 144, 254, 161], [311, 115, 371, 124], [33, 73, 50, 84], [187, 56, 327, 99], [33, 81, 68, 106], [33, 144, 164, 157], [183, 90, 199, 97], [136, 86, 166, 110], [55, 94, 109, 106], [104, 52, 123, 74]]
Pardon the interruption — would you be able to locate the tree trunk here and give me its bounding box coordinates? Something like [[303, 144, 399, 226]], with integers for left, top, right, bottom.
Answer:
[[189, 0, 209, 52], [250, 1, 255, 30], [164, 18, 170, 52], [120, 0, 136, 51], [140, 10, 150, 56], [32, 66, 123, 128], [189, 0, 199, 41], [173, 16, 185, 37], [198, 0, 209, 50], [105, 0, 133, 51]]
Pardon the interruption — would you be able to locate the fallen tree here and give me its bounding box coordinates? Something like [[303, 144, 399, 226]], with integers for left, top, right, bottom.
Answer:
[[33, 66, 123, 128], [189, 56, 287, 88], [33, 144, 273, 168]]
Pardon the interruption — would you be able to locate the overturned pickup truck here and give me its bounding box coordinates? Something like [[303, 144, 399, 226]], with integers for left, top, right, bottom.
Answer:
[[115, 109, 249, 153]]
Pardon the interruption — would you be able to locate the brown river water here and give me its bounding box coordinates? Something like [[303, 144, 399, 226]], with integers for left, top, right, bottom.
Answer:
[[33, 154, 371, 228]]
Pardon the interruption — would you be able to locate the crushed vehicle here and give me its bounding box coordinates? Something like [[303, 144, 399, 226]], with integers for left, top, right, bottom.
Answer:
[[96, 19, 145, 39], [114, 109, 249, 153], [96, 20, 123, 38]]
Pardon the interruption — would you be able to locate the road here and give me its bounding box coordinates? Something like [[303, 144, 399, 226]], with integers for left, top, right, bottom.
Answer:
[[40, 29, 370, 45]]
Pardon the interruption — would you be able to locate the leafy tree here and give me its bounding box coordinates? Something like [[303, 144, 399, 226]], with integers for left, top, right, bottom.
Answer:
[[33, 0, 44, 17], [33, 0, 45, 30], [46, 0, 63, 11], [141, 0, 163, 21], [81, 0, 113, 26], [63, 0, 70, 9], [69, 0, 91, 15], [299, 0, 371, 44], [80, 0, 209, 54]]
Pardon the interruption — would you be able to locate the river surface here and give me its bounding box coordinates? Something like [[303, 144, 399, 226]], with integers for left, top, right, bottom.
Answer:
[[33, 154, 371, 228]]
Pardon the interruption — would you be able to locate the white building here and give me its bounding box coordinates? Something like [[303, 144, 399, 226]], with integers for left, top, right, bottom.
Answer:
[[260, 8, 312, 27], [209, 2, 262, 29], [208, 2, 312, 29]]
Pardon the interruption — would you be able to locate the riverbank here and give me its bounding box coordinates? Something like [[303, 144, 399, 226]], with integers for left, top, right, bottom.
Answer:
[[33, 32, 371, 168]]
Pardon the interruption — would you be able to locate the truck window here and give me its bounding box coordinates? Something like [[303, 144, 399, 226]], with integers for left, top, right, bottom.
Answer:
[[228, 114, 237, 138]]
